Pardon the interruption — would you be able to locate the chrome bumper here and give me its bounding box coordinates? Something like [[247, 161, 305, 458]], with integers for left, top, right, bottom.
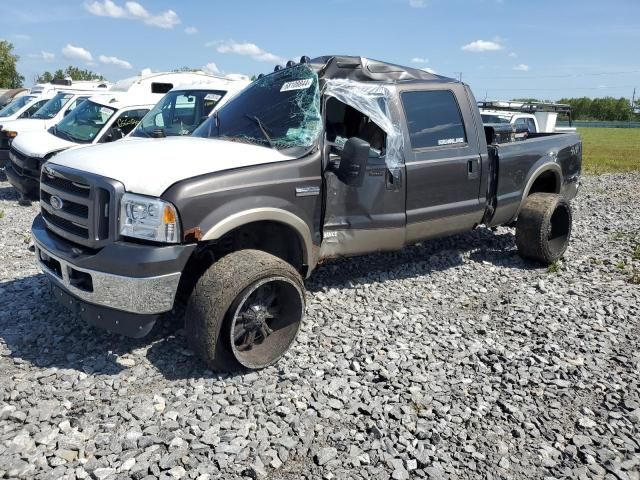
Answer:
[[34, 240, 181, 315]]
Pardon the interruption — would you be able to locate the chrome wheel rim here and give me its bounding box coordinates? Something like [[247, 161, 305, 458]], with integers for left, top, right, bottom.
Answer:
[[229, 276, 303, 369]]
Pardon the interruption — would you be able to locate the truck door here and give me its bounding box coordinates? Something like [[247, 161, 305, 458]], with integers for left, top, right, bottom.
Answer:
[[320, 97, 406, 258], [400, 87, 485, 244]]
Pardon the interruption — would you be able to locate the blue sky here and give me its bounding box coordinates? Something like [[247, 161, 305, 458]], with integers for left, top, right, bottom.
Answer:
[[3, 0, 639, 101]]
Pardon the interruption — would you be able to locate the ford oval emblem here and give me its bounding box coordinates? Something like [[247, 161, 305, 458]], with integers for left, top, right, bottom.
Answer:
[[50, 195, 64, 210]]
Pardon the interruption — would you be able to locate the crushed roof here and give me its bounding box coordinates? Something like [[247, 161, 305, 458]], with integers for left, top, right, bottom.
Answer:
[[309, 56, 458, 84]]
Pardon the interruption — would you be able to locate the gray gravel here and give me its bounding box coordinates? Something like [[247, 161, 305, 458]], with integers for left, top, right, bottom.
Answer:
[[1, 173, 639, 480]]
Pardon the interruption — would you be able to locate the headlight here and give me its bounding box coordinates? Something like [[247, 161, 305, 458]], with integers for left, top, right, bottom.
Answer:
[[119, 193, 181, 243], [5, 130, 17, 145]]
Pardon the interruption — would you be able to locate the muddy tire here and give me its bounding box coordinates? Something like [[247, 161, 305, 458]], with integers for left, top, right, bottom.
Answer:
[[184, 249, 305, 372], [516, 193, 572, 264]]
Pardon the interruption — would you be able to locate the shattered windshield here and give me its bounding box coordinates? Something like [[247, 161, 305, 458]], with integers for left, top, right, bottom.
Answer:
[[52, 100, 116, 144], [32, 93, 73, 119], [0, 96, 35, 117], [132, 89, 226, 138], [193, 64, 321, 153]]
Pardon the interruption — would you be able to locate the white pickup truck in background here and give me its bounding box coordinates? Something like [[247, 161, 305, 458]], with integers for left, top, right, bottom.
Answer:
[[479, 100, 576, 134]]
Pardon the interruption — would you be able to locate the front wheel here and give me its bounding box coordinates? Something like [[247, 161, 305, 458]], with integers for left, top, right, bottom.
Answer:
[[516, 193, 572, 264], [184, 249, 305, 372]]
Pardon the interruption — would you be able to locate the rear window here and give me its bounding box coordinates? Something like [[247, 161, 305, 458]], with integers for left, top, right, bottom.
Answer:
[[401, 90, 467, 149]]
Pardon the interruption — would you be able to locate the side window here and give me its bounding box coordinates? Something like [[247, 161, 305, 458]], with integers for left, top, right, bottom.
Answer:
[[401, 90, 467, 149], [20, 99, 49, 118], [514, 117, 527, 126], [112, 109, 149, 136], [325, 97, 387, 158], [526, 118, 537, 133]]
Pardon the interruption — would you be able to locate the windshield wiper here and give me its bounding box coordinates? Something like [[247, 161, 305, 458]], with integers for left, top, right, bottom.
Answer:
[[244, 114, 274, 149], [53, 126, 82, 143]]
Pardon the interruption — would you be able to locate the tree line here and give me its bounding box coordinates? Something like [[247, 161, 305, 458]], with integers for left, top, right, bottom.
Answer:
[[556, 97, 638, 122]]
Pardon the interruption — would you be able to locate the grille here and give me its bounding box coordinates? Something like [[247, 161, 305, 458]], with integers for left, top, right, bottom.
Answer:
[[0, 130, 11, 150], [40, 165, 116, 248], [9, 146, 40, 175]]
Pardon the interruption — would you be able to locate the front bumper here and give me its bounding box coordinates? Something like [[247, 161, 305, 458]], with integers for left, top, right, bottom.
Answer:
[[5, 162, 40, 198], [32, 215, 196, 336]]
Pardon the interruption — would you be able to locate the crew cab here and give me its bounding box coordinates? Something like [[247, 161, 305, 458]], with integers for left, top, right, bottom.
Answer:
[[31, 56, 582, 372], [6, 72, 249, 199]]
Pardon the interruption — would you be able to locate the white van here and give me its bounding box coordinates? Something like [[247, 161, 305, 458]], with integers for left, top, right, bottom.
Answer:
[[6, 73, 249, 199], [0, 80, 112, 163], [130, 80, 249, 139]]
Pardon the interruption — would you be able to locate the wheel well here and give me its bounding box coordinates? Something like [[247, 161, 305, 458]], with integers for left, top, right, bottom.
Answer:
[[175, 221, 305, 310], [528, 170, 559, 196]]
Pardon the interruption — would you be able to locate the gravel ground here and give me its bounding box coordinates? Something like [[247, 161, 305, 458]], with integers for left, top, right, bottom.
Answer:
[[1, 173, 639, 480]]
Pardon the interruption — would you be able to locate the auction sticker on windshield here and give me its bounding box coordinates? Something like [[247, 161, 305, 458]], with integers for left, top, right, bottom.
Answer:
[[280, 79, 314, 92]]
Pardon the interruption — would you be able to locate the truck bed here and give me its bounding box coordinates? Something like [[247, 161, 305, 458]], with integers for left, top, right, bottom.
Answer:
[[485, 132, 582, 226]]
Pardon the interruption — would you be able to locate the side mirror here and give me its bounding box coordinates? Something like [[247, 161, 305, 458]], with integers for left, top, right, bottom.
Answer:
[[334, 137, 369, 187], [106, 127, 124, 142]]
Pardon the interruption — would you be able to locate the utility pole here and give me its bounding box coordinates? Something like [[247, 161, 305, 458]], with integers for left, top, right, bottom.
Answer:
[[454, 72, 463, 82], [632, 88, 636, 127]]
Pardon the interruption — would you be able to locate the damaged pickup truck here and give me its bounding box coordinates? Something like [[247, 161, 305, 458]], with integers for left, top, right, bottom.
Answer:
[[31, 56, 581, 371]]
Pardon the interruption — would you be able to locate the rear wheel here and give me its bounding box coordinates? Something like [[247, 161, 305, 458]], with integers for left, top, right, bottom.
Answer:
[[184, 249, 305, 372], [516, 193, 572, 264]]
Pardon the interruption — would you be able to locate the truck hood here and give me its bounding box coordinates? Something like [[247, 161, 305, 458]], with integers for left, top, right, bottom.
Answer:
[[11, 129, 75, 158], [0, 118, 50, 134], [49, 137, 296, 196]]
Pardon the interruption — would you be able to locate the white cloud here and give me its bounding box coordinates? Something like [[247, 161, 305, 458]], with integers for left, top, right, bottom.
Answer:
[[508, 52, 518, 58], [409, 0, 426, 7], [211, 40, 285, 64], [185, 26, 198, 35], [62, 44, 93, 63], [513, 64, 530, 72], [226, 73, 251, 81], [29, 51, 55, 62], [99, 55, 132, 69], [461, 40, 504, 52], [411, 57, 429, 64], [13, 33, 31, 41], [202, 62, 220, 74], [85, 0, 180, 29]]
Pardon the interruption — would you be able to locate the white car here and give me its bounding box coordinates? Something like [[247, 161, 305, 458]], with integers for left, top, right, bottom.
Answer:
[[6, 73, 250, 199]]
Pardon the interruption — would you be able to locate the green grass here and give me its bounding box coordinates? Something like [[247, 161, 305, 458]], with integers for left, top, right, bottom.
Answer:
[[579, 127, 640, 174]]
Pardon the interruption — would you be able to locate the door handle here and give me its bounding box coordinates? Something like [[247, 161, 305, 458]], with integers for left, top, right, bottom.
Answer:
[[467, 159, 480, 180]]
